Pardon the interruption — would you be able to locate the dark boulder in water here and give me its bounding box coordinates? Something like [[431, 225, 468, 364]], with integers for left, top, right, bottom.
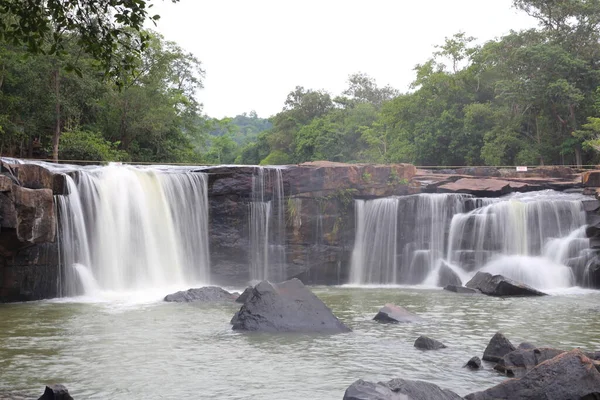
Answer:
[[465, 350, 600, 400], [437, 262, 462, 287], [464, 356, 482, 369], [38, 385, 73, 400], [518, 342, 537, 350], [373, 304, 423, 323], [465, 272, 547, 297], [443, 285, 479, 294], [343, 378, 462, 400], [231, 278, 351, 333], [482, 332, 516, 363], [164, 286, 237, 302], [414, 335, 447, 350], [494, 347, 566, 377], [235, 286, 253, 303]]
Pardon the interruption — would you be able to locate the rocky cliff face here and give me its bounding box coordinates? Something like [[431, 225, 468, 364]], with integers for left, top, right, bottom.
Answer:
[[0, 163, 65, 302]]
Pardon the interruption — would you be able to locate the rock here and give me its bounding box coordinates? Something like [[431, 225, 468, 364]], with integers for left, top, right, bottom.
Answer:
[[38, 385, 73, 400], [235, 286, 253, 303], [464, 356, 482, 369], [465, 271, 547, 297], [164, 286, 237, 302], [465, 350, 600, 400], [414, 335, 447, 350], [583, 170, 600, 187], [482, 332, 516, 363], [373, 304, 423, 323], [494, 347, 566, 377], [231, 278, 351, 333], [437, 262, 461, 287], [443, 285, 479, 294], [343, 378, 462, 400], [518, 342, 537, 350], [438, 178, 513, 197]]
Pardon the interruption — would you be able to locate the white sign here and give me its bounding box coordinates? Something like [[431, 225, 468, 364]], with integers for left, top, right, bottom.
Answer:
[[516, 166, 528, 172]]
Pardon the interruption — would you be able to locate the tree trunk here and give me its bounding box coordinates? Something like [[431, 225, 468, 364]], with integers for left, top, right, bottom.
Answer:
[[52, 67, 61, 162]]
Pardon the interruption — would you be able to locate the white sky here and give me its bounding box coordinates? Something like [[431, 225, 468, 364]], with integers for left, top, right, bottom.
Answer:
[[149, 0, 537, 119]]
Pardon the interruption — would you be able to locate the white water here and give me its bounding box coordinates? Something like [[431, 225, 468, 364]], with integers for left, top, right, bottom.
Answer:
[[249, 167, 286, 282], [56, 166, 211, 296], [350, 190, 592, 289]]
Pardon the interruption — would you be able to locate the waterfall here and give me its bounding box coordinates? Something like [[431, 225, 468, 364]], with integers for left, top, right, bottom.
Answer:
[[350, 190, 591, 289], [249, 167, 286, 282], [349, 197, 399, 284], [56, 165, 211, 296]]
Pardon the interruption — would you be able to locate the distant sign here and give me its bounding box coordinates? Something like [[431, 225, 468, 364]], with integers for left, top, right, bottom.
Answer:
[[516, 166, 528, 172]]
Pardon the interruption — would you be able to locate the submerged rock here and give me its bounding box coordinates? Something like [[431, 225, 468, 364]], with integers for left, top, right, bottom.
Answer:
[[38, 385, 73, 400], [231, 278, 351, 333], [464, 356, 482, 370], [443, 285, 479, 294], [343, 378, 462, 400], [465, 272, 547, 297], [465, 350, 600, 400], [414, 335, 447, 350], [235, 286, 253, 303], [373, 304, 423, 323], [518, 342, 537, 350], [494, 347, 566, 377], [437, 262, 462, 287], [164, 286, 237, 302], [482, 332, 516, 363]]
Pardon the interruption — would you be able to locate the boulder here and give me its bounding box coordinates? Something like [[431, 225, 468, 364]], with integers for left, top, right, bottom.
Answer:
[[437, 262, 461, 287], [231, 278, 351, 333], [482, 332, 516, 363], [518, 342, 537, 350], [414, 335, 447, 350], [235, 286, 253, 303], [343, 378, 462, 400], [164, 286, 237, 302], [465, 272, 547, 297], [443, 285, 479, 294], [494, 347, 566, 377], [373, 304, 423, 323], [583, 170, 600, 187], [464, 356, 482, 369], [465, 350, 600, 400], [38, 385, 73, 400]]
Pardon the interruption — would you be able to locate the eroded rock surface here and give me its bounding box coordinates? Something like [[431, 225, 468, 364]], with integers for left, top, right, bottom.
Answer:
[[466, 272, 546, 297]]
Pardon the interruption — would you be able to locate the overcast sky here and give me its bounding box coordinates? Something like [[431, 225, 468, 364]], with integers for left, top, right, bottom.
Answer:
[[149, 0, 537, 119]]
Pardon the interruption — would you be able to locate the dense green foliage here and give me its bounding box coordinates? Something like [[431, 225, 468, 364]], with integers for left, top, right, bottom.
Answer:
[[3, 0, 600, 166]]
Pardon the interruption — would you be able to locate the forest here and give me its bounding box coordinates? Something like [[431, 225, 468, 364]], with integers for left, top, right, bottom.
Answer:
[[2, 0, 600, 167]]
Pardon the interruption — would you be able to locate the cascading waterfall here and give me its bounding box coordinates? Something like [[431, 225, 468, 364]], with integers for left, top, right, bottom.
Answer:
[[249, 167, 286, 282], [349, 197, 399, 284], [349, 190, 591, 289], [56, 165, 211, 296]]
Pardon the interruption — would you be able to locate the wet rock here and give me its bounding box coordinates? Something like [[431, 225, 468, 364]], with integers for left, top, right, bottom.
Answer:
[[414, 335, 447, 350], [437, 262, 461, 287], [164, 286, 237, 302], [465, 350, 600, 400], [482, 332, 516, 363], [518, 342, 537, 350], [373, 304, 423, 323], [235, 286, 253, 303], [494, 347, 566, 377], [38, 385, 73, 400], [583, 170, 600, 187], [343, 378, 462, 400], [465, 271, 547, 297], [231, 278, 351, 333], [443, 285, 479, 294], [464, 356, 482, 369]]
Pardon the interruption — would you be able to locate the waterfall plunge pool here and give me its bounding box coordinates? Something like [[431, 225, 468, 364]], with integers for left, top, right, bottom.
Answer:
[[1, 286, 599, 399]]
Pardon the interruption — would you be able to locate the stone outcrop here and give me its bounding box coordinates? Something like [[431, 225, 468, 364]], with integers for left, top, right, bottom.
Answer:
[[164, 286, 237, 302], [373, 304, 423, 323], [414, 336, 446, 350], [465, 272, 547, 297], [343, 378, 462, 400], [465, 350, 600, 400], [437, 262, 461, 287], [464, 356, 482, 369], [494, 347, 566, 377], [443, 285, 479, 294], [230, 278, 351, 333], [38, 385, 73, 400], [482, 332, 516, 363]]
